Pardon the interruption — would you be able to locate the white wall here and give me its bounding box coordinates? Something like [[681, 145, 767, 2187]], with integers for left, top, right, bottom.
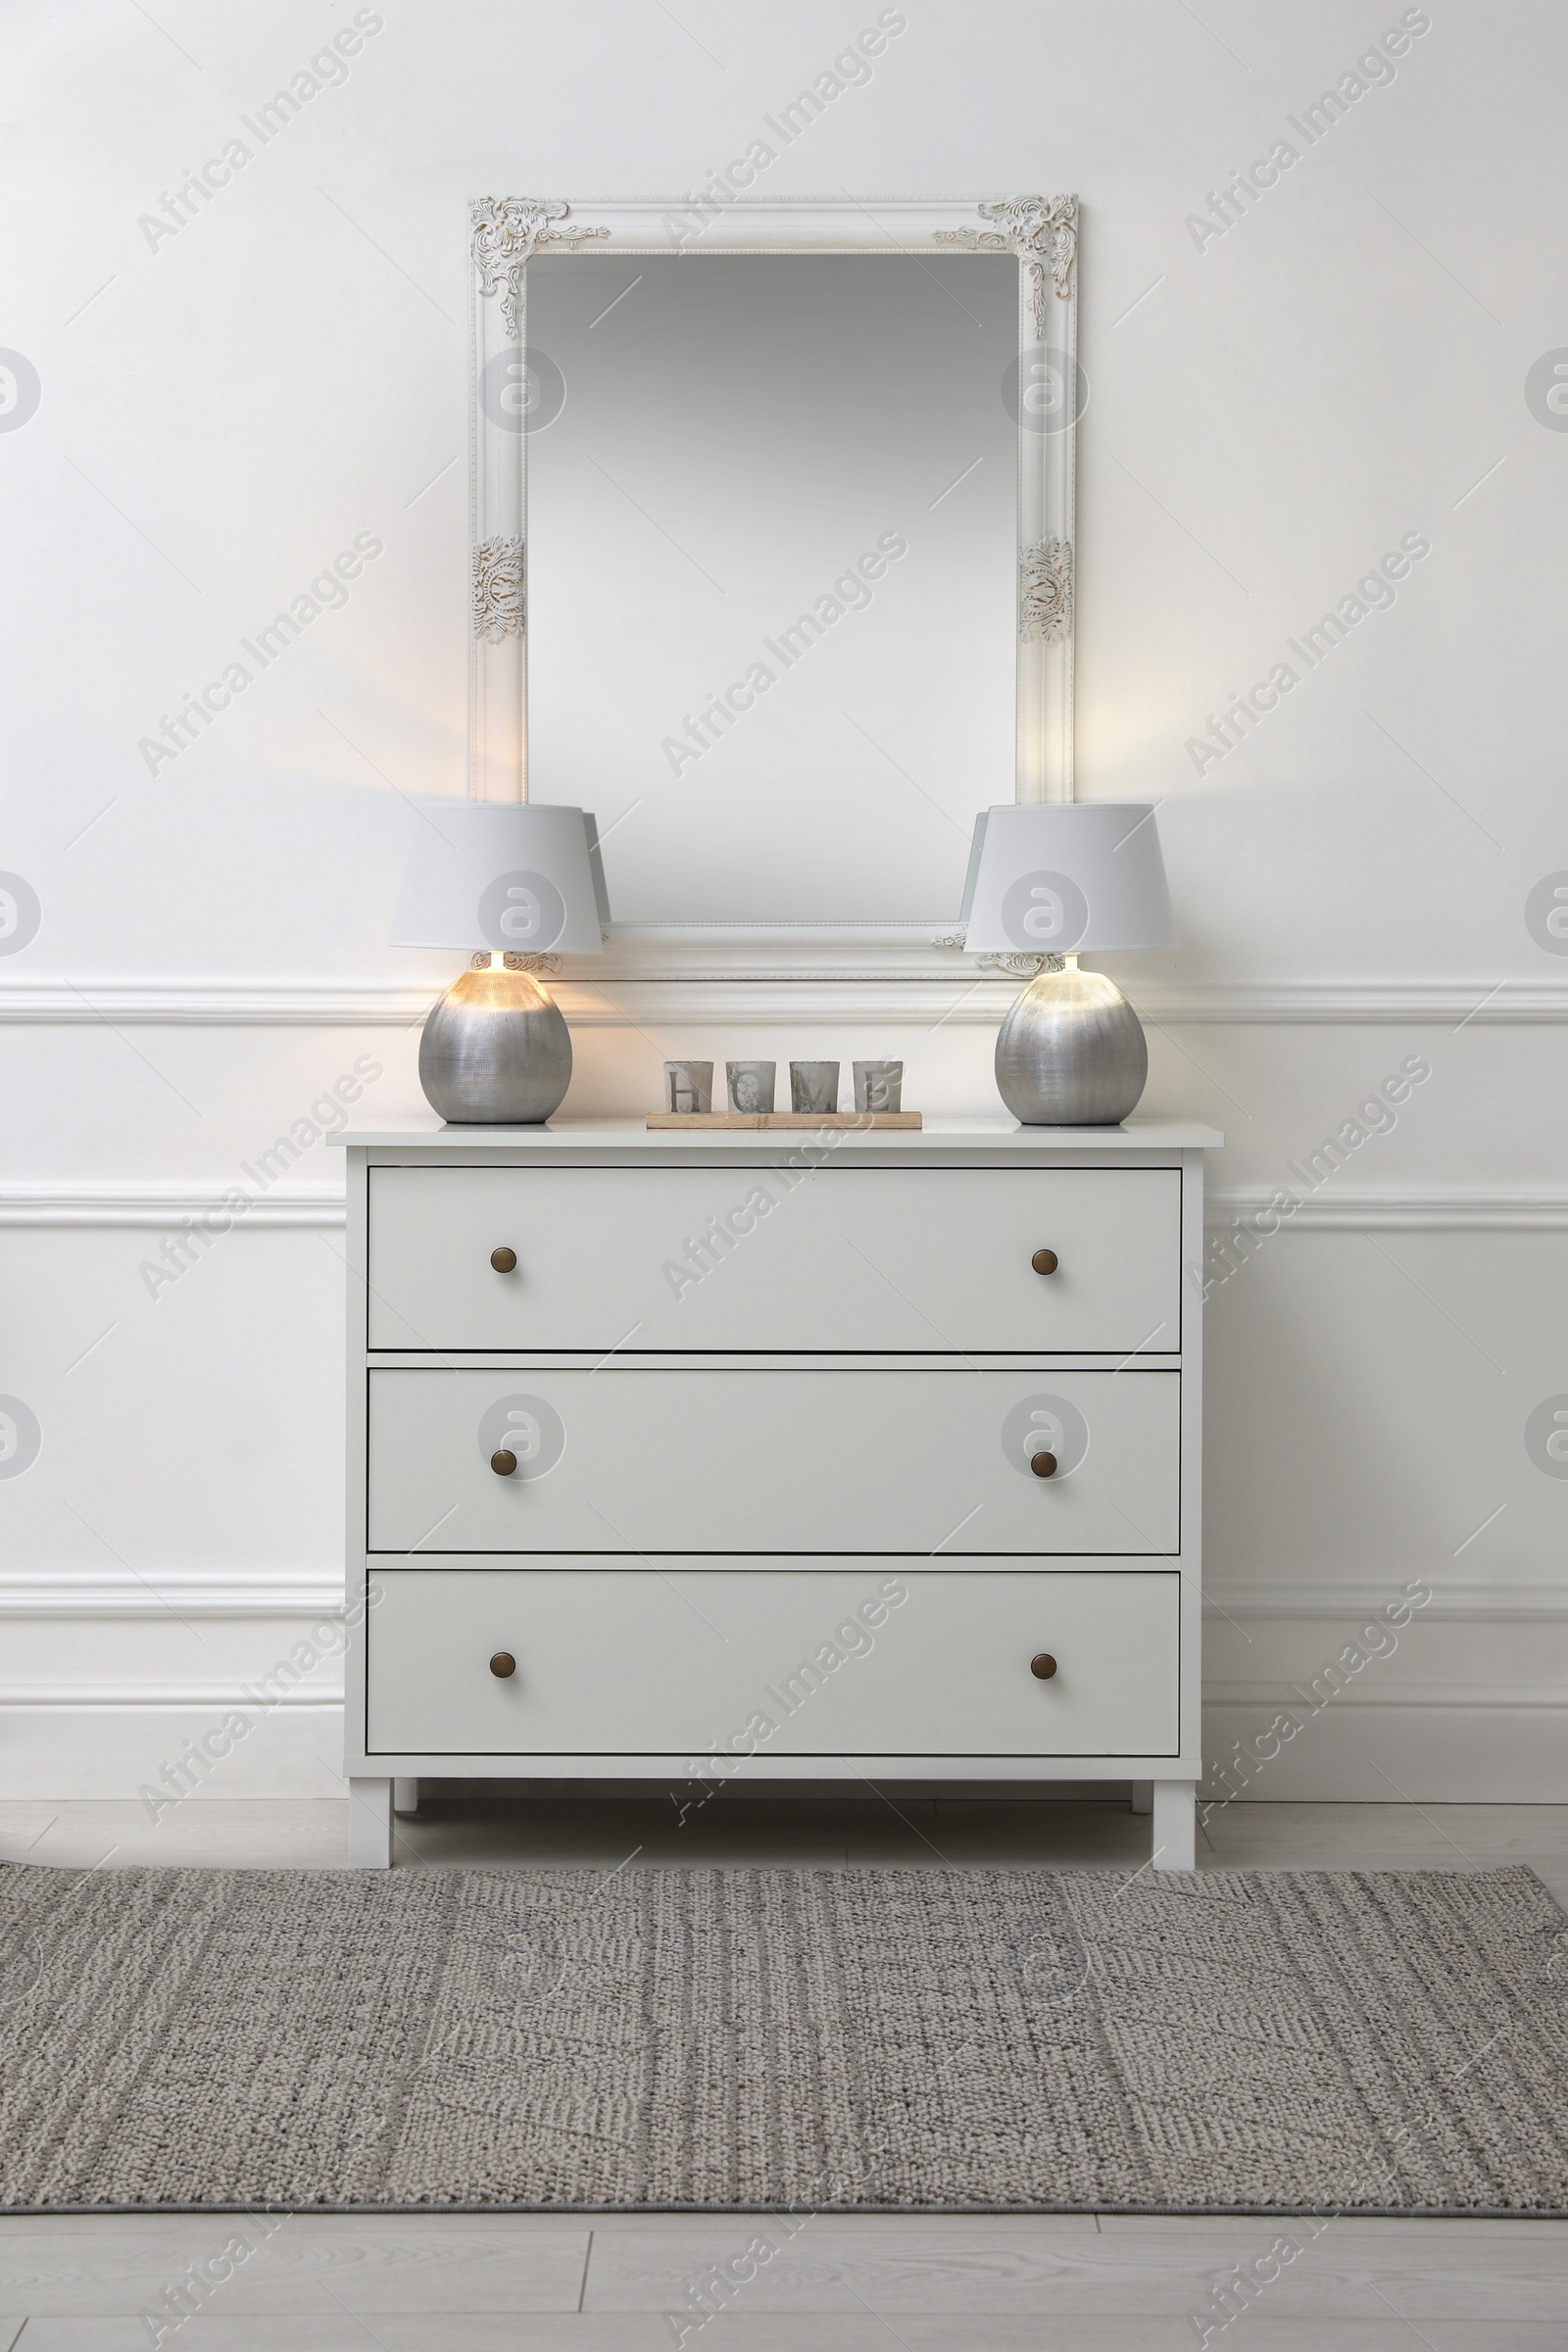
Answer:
[[3, 0, 1565, 1802]]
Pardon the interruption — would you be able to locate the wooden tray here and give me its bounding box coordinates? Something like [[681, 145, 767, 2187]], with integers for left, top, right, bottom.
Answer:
[[646, 1112, 922, 1130]]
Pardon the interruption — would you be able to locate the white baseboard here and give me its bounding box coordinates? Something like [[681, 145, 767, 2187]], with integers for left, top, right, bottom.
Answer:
[[0, 1697, 345, 1800], [5, 1690, 1561, 1801], [1202, 1699, 1568, 1804]]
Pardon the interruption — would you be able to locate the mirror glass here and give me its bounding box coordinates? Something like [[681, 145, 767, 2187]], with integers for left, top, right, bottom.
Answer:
[[524, 253, 1018, 925]]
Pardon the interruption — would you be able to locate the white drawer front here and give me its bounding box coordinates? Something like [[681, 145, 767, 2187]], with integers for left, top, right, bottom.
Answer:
[[367, 1166, 1181, 1353], [366, 1367, 1180, 1556], [365, 1568, 1180, 1758]]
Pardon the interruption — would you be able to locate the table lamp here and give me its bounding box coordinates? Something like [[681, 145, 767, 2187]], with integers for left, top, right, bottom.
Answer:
[[391, 801, 610, 1123], [958, 803, 1175, 1125]]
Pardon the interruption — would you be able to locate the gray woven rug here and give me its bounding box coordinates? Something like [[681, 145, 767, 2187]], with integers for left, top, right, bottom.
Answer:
[[2, 1862, 1565, 2214]]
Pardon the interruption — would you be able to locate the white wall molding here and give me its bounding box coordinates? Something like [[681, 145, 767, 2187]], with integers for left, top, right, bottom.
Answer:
[[0, 1572, 341, 1617], [1208, 1188, 1568, 1231], [7, 1180, 1568, 1235], [1205, 1579, 1568, 1620], [5, 1678, 1549, 1710], [2, 967, 1567, 1029], [1134, 980, 1568, 1026], [1205, 1678, 1565, 1710], [1, 1568, 1558, 1624], [0, 1184, 343, 1229], [0, 979, 439, 1027], [0, 970, 1021, 1027], [0, 1681, 343, 1709]]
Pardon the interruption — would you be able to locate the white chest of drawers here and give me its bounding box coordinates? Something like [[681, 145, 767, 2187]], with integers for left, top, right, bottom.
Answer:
[[340, 1116, 1218, 1869]]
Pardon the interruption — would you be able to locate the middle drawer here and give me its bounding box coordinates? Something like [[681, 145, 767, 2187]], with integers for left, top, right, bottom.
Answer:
[[367, 1367, 1181, 1556]]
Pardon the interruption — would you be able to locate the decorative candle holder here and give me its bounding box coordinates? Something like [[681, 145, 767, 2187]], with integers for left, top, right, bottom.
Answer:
[[725, 1060, 776, 1114], [664, 1060, 714, 1114], [854, 1060, 904, 1113], [789, 1060, 840, 1114]]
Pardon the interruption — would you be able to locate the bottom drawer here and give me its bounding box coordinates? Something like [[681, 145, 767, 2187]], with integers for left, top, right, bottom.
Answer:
[[365, 1568, 1180, 1759]]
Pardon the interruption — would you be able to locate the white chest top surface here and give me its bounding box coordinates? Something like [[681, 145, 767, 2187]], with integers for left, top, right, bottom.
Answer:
[[338, 1114, 1223, 1155]]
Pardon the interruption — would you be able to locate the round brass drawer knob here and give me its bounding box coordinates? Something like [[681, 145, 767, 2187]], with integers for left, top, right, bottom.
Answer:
[[1031, 1653, 1057, 1681], [1031, 1249, 1058, 1276], [1030, 1450, 1058, 1478], [490, 1247, 517, 1273], [489, 1651, 516, 1679], [490, 1448, 517, 1477]]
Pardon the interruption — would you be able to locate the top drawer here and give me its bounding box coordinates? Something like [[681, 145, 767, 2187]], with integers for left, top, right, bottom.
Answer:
[[366, 1165, 1182, 1354]]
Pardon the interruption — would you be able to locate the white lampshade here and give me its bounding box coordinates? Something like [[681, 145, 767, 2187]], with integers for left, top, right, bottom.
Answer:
[[959, 803, 1176, 956], [391, 802, 610, 955]]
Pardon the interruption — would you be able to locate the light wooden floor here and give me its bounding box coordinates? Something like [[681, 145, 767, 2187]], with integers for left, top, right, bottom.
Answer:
[[0, 1795, 1565, 2349]]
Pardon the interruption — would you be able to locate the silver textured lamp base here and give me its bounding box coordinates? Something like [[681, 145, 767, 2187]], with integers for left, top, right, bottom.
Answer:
[[995, 965, 1149, 1127], [417, 963, 572, 1125]]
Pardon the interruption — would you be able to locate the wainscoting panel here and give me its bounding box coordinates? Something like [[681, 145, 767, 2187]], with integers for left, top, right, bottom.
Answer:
[[0, 1018, 1561, 1802]]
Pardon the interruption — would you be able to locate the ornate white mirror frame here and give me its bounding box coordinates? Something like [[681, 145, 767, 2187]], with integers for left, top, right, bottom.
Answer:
[[467, 193, 1078, 1008]]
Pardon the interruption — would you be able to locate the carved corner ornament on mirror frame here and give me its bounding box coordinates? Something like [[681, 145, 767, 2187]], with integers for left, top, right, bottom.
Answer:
[[466, 194, 1077, 993]]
